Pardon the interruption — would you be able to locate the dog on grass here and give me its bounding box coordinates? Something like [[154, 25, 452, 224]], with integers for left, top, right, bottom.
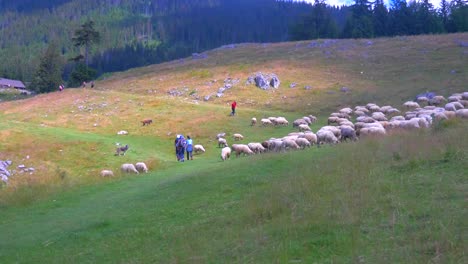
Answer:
[[141, 119, 153, 126], [115, 144, 129, 156]]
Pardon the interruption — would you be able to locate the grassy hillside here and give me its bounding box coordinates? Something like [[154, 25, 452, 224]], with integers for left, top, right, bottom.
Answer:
[[0, 34, 467, 262]]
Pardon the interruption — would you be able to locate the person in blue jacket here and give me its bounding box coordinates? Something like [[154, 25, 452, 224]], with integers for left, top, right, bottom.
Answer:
[[185, 136, 193, 160]]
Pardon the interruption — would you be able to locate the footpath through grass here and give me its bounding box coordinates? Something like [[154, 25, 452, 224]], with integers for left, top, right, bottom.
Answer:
[[0, 120, 466, 263]]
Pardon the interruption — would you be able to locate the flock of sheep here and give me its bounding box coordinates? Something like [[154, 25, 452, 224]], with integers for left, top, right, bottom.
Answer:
[[218, 91, 468, 161], [101, 90, 467, 174]]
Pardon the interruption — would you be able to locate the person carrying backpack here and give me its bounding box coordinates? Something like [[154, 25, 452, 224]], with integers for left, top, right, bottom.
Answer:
[[175, 135, 186, 162], [185, 136, 193, 160]]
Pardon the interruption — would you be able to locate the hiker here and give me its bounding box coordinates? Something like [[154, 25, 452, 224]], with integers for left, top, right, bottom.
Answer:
[[91, 81, 94, 88], [175, 135, 186, 162], [185, 136, 193, 160], [59, 84, 63, 92], [82, 81, 87, 88], [231, 101, 237, 116]]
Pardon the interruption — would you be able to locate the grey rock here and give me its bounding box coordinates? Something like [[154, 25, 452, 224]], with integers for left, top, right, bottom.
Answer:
[[340, 87, 350, 93], [216, 93, 223, 98], [304, 85, 312, 90], [289, 83, 297, 88], [254, 74, 270, 90], [269, 74, 280, 89], [204, 95, 211, 101], [218, 87, 226, 94]]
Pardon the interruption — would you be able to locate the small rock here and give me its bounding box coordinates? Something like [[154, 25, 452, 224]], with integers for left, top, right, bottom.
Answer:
[[204, 95, 211, 101], [304, 85, 312, 90], [340, 87, 350, 93], [18, 164, 26, 169], [289, 83, 297, 88]]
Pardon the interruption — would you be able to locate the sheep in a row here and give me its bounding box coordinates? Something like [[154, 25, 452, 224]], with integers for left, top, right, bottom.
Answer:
[[233, 133, 244, 141], [218, 138, 228, 148], [121, 163, 139, 174], [231, 144, 254, 157], [194, 144, 206, 153]]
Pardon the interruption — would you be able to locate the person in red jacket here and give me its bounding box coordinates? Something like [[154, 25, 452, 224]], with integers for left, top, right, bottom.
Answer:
[[231, 101, 237, 116]]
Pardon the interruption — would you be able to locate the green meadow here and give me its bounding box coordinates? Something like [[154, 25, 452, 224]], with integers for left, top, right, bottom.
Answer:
[[0, 34, 467, 263]]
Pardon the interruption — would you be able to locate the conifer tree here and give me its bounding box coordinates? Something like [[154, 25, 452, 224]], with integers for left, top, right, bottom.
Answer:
[[30, 43, 63, 93]]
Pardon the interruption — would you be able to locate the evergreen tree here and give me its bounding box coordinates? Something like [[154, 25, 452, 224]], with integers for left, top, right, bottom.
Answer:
[[68, 63, 97, 88], [389, 0, 411, 35], [72, 20, 100, 67], [343, 0, 374, 38], [30, 43, 63, 93], [439, 0, 450, 31], [449, 0, 468, 32], [373, 0, 389, 37]]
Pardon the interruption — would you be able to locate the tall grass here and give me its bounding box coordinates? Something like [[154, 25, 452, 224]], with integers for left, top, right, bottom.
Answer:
[[0, 120, 466, 263]]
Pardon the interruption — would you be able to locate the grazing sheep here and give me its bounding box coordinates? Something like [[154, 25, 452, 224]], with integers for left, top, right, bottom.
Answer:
[[251, 117, 257, 126], [327, 116, 339, 125], [429, 95, 447, 106], [269, 139, 285, 152], [261, 118, 273, 126], [448, 95, 462, 102], [359, 126, 386, 136], [368, 105, 381, 112], [292, 118, 307, 127], [455, 109, 468, 118], [319, 126, 341, 138], [386, 108, 401, 115], [372, 112, 387, 121], [302, 116, 312, 124], [135, 162, 148, 173], [194, 144, 206, 153], [356, 116, 376, 123], [121, 163, 139, 174], [100, 170, 114, 177], [218, 138, 228, 148], [340, 126, 357, 142], [298, 124, 312, 132], [459, 100, 468, 107], [261, 141, 270, 150], [416, 97, 429, 104], [317, 130, 338, 146], [216, 132, 226, 139], [445, 102, 463, 111], [300, 132, 317, 145], [339, 107, 353, 115], [295, 138, 311, 149], [433, 112, 448, 121], [233, 133, 244, 141], [462, 92, 468, 100], [403, 101, 420, 109], [117, 130, 129, 135], [330, 112, 350, 119], [247, 142, 266, 154], [274, 117, 289, 126], [354, 110, 366, 116], [231, 144, 254, 157], [308, 115, 317, 123], [221, 147, 231, 161], [282, 139, 300, 150]]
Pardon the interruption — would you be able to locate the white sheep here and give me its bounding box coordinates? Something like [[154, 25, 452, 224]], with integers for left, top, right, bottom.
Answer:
[[295, 138, 311, 149], [339, 107, 353, 115], [359, 126, 386, 136], [261, 118, 273, 126], [448, 95, 462, 102], [462, 92, 468, 100], [455, 109, 468, 118], [218, 138, 228, 148], [251, 117, 257, 126], [221, 147, 231, 161], [233, 133, 244, 141], [371, 112, 387, 121], [117, 130, 129, 135], [317, 130, 338, 145], [282, 139, 300, 150], [274, 117, 289, 126], [121, 163, 139, 174], [308, 115, 317, 123], [231, 144, 254, 157], [247, 142, 266, 154], [300, 132, 317, 145], [302, 116, 312, 124], [403, 101, 420, 109], [298, 124, 312, 132], [100, 170, 114, 177], [216, 132, 226, 139], [194, 144, 206, 153], [135, 162, 148, 173], [319, 126, 341, 139], [293, 118, 307, 127]]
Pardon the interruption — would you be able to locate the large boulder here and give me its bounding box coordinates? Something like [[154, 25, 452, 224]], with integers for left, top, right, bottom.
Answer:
[[247, 72, 281, 90]]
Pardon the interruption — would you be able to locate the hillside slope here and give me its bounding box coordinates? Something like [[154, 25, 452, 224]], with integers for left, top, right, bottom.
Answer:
[[0, 33, 467, 263]]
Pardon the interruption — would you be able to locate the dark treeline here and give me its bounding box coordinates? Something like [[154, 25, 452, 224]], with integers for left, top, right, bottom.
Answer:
[[0, 0, 466, 89], [292, 0, 467, 40]]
